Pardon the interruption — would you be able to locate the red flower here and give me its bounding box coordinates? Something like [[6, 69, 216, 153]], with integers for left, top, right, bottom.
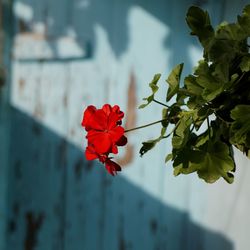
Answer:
[[82, 104, 127, 154], [105, 159, 121, 176], [85, 144, 121, 176], [82, 104, 127, 175]]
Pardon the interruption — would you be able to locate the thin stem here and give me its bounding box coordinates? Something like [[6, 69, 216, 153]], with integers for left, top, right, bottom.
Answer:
[[215, 112, 232, 125], [153, 99, 170, 108], [234, 72, 246, 86], [125, 118, 167, 133], [162, 128, 175, 139]]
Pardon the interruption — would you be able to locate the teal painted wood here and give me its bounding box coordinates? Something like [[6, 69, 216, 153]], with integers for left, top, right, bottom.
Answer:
[[4, 0, 250, 250], [0, 1, 13, 250]]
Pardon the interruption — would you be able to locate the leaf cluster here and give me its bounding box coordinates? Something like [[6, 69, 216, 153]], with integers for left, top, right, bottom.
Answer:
[[139, 5, 250, 183]]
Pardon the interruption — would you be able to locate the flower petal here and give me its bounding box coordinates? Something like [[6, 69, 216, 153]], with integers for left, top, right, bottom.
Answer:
[[102, 104, 112, 116], [87, 130, 113, 154], [107, 106, 124, 130], [105, 159, 121, 176], [81, 105, 96, 130], [116, 135, 127, 146], [111, 144, 118, 154], [89, 110, 108, 130], [85, 145, 98, 160], [109, 126, 125, 143]]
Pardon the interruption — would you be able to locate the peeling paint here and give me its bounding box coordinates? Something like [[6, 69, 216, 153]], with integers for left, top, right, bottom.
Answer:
[[8, 220, 17, 234], [63, 94, 68, 108], [18, 19, 30, 33], [0, 67, 5, 88], [18, 78, 25, 92], [74, 158, 84, 180], [33, 103, 44, 119], [118, 216, 126, 250], [117, 71, 137, 167], [58, 139, 67, 168], [24, 212, 45, 250], [150, 218, 158, 235], [32, 122, 42, 136]]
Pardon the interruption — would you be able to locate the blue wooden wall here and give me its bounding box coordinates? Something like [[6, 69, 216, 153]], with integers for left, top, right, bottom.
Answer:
[[0, 1, 13, 250], [1, 0, 250, 250]]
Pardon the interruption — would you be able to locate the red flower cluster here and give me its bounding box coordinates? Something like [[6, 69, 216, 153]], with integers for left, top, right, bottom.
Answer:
[[81, 104, 127, 175]]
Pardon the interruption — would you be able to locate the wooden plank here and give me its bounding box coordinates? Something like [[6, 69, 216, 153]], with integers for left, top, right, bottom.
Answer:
[[8, 3, 74, 248], [0, 1, 13, 250], [6, 0, 250, 250], [13, 34, 87, 61], [7, 58, 71, 249], [64, 60, 110, 250]]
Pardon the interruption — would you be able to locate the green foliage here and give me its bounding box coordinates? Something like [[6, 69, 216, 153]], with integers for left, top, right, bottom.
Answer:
[[139, 4, 250, 183], [139, 74, 161, 109], [230, 105, 250, 154], [166, 63, 183, 101]]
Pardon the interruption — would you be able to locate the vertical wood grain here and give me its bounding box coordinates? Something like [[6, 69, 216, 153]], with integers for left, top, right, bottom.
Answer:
[[0, 1, 13, 250], [5, 0, 250, 250]]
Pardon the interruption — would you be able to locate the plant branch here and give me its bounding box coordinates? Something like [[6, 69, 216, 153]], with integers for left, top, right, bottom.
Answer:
[[125, 118, 168, 133], [153, 99, 170, 108]]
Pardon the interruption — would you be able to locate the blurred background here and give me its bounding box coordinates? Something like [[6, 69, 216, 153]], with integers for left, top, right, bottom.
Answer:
[[0, 0, 250, 249]]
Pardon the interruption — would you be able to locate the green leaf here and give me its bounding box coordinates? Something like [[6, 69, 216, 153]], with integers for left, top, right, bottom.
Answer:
[[239, 56, 250, 72], [161, 108, 169, 127], [208, 39, 238, 63], [140, 139, 160, 156], [237, 4, 250, 36], [195, 132, 210, 147], [192, 106, 213, 130], [184, 75, 203, 95], [215, 22, 246, 42], [139, 124, 168, 157], [186, 6, 214, 50], [213, 62, 229, 83], [230, 105, 250, 148], [161, 127, 167, 137], [168, 105, 182, 124], [173, 141, 235, 183], [165, 153, 173, 163], [197, 141, 235, 183], [184, 75, 206, 108], [173, 148, 204, 175], [193, 60, 224, 102], [139, 74, 161, 109], [166, 63, 184, 101], [172, 112, 193, 149]]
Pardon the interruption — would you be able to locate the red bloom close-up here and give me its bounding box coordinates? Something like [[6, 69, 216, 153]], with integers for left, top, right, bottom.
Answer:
[[82, 104, 127, 175]]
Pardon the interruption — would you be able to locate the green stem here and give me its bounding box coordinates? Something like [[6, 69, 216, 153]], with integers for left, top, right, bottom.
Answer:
[[162, 129, 174, 139], [153, 99, 170, 108], [125, 118, 167, 133]]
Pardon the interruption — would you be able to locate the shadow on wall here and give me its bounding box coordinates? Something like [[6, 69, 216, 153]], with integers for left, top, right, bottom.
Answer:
[[6, 107, 234, 250], [13, 0, 212, 72]]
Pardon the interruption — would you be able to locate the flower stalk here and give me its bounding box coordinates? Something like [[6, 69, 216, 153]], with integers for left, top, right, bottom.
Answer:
[[125, 118, 168, 133]]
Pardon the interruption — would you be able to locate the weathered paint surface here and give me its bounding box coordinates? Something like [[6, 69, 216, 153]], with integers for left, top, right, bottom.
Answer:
[[1, 0, 250, 250], [0, 1, 13, 250]]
